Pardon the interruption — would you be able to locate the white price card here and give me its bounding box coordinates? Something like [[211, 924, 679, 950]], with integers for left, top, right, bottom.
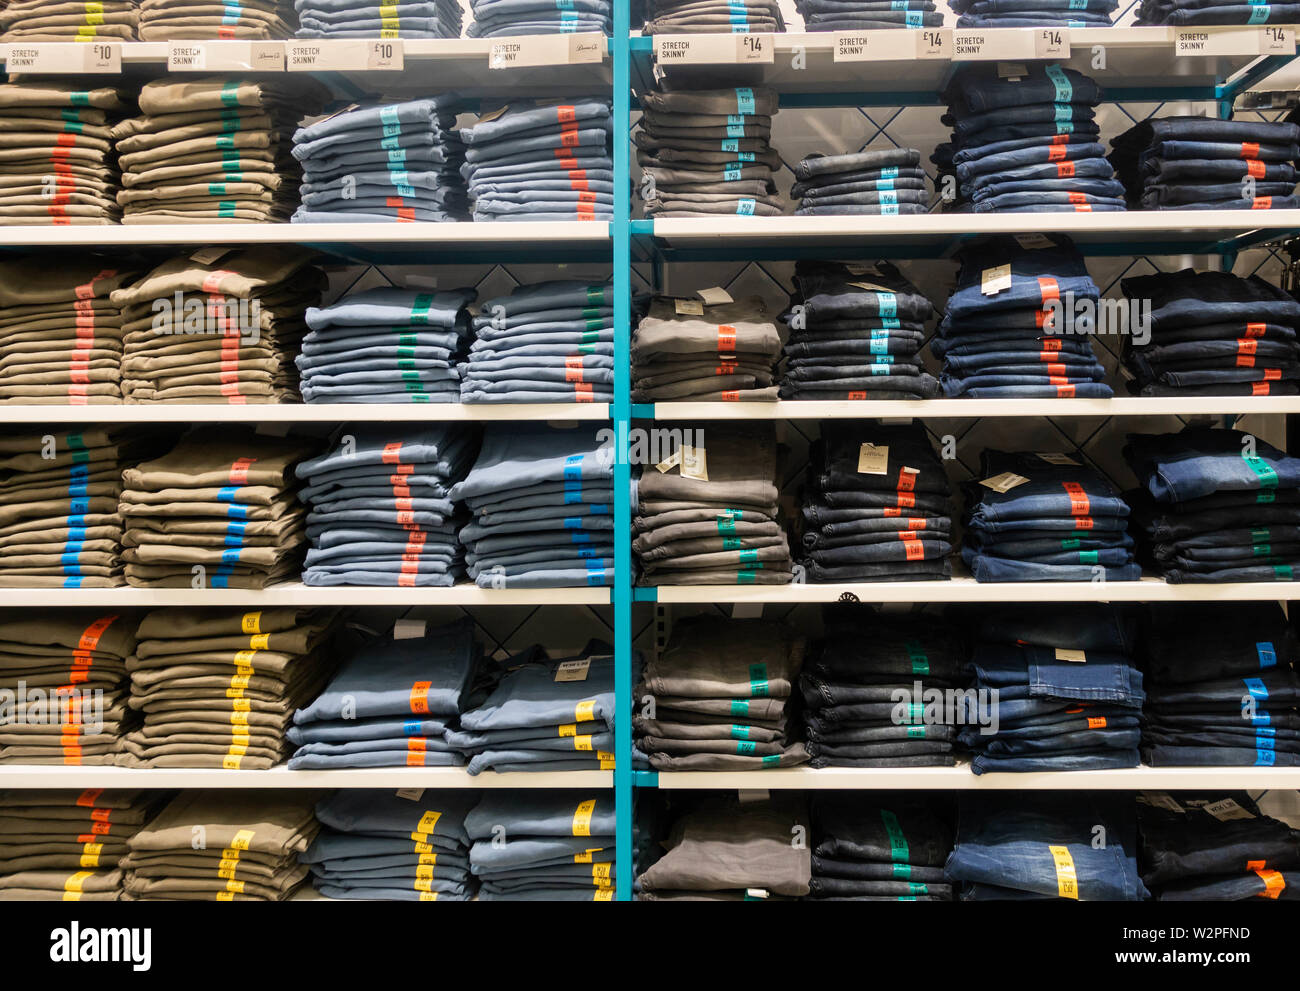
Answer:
[[654, 33, 774, 65], [367, 39, 403, 70], [167, 41, 284, 71], [916, 28, 951, 59], [1176, 26, 1294, 56], [953, 28, 1070, 60], [288, 39, 403, 70], [4, 42, 120, 73], [833, 29, 950, 61], [489, 32, 603, 69]]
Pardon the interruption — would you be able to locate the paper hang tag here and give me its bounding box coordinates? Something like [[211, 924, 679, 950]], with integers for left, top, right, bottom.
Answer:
[[981, 263, 1012, 296], [980, 471, 1029, 493], [674, 298, 705, 316], [848, 280, 893, 293], [1037, 452, 1080, 466], [845, 262, 876, 276], [857, 443, 889, 475], [393, 618, 427, 641], [745, 888, 771, 899], [1143, 792, 1186, 813], [997, 61, 1028, 79], [697, 286, 734, 306], [477, 104, 510, 124], [1054, 648, 1087, 663], [395, 788, 425, 802], [681, 446, 709, 481], [737, 789, 770, 804], [554, 658, 591, 683], [1204, 798, 1256, 821], [655, 449, 682, 473], [190, 246, 235, 266], [1015, 233, 1055, 250]]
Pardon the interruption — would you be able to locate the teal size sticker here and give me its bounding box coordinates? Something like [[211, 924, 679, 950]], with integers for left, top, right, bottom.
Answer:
[[881, 809, 909, 863]]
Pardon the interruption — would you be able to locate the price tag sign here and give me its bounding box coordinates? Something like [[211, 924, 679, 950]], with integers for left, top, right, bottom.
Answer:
[[368, 39, 403, 70], [288, 38, 404, 70], [489, 32, 604, 69], [1260, 25, 1296, 54], [654, 33, 774, 65], [4, 42, 120, 72], [953, 28, 1070, 60], [167, 41, 284, 71], [1175, 26, 1293, 56], [833, 29, 949, 61], [916, 28, 951, 59]]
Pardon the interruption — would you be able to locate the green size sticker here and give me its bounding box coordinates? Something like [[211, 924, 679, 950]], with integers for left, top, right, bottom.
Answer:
[[1061, 538, 1081, 550], [908, 883, 929, 895], [738, 548, 758, 563], [1276, 565, 1294, 580], [723, 537, 742, 550], [1079, 550, 1099, 564], [761, 754, 779, 765], [1254, 544, 1272, 557], [748, 663, 768, 697], [892, 863, 912, 879], [906, 726, 925, 738], [208, 184, 227, 196], [881, 809, 909, 863], [730, 725, 750, 739], [70, 91, 90, 106], [217, 202, 236, 218], [221, 80, 241, 106], [1258, 490, 1277, 504], [736, 741, 756, 756], [737, 571, 757, 583], [584, 320, 604, 333], [397, 333, 417, 346], [586, 285, 606, 305], [1252, 528, 1271, 543], [1243, 451, 1280, 489], [411, 294, 433, 324], [903, 640, 929, 675], [730, 700, 749, 716]]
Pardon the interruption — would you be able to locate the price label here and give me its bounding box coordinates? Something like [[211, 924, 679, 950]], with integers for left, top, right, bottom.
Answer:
[[917, 28, 951, 59], [4, 42, 120, 73], [368, 39, 403, 70], [167, 41, 284, 71], [288, 39, 403, 70], [654, 33, 774, 65], [1175, 26, 1294, 56], [489, 32, 603, 69], [832, 29, 950, 61], [1261, 26, 1295, 55], [953, 28, 1070, 60]]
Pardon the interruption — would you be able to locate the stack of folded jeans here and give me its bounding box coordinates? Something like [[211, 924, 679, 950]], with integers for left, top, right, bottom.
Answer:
[[0, 258, 137, 405], [638, 86, 782, 218], [292, 96, 466, 224], [636, 795, 811, 901], [950, 0, 1116, 26], [1136, 0, 1300, 26], [0, 82, 128, 226], [792, 149, 930, 216], [305, 790, 477, 900], [460, 99, 612, 222], [1124, 427, 1300, 583], [1, 0, 138, 40], [0, 790, 162, 902], [0, 427, 145, 589], [300, 286, 474, 404], [634, 617, 808, 770], [118, 427, 313, 589], [296, 0, 462, 37], [935, 234, 1113, 398], [288, 617, 481, 770], [810, 794, 955, 900], [632, 294, 781, 401], [468, 792, 617, 901], [111, 247, 323, 404], [462, 280, 616, 404], [121, 793, 317, 901], [1138, 792, 1300, 900], [633, 423, 793, 585], [0, 612, 136, 766], [946, 793, 1148, 899], [639, 0, 784, 32], [1120, 269, 1300, 397], [801, 605, 965, 767], [114, 77, 322, 224], [120, 607, 336, 770], [452, 423, 614, 588], [779, 260, 938, 401], [1109, 117, 1300, 211], [942, 65, 1124, 214], [794, 0, 941, 29], [962, 448, 1140, 582], [799, 421, 954, 582], [454, 643, 615, 774], [957, 603, 1145, 773], [1140, 602, 1300, 767], [468, 0, 609, 35], [294, 425, 474, 587], [137, 0, 295, 39]]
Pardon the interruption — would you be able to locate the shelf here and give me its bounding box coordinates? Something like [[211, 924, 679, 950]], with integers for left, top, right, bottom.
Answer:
[[637, 213, 1300, 261], [641, 577, 1300, 604], [630, 27, 1295, 104], [642, 397, 1300, 420], [643, 765, 1300, 790], [0, 403, 609, 424], [0, 765, 612, 789], [0, 222, 612, 265], [0, 583, 611, 607], [0, 37, 612, 99]]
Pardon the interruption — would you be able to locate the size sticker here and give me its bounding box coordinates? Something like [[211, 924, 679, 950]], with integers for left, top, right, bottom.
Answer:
[[1049, 845, 1079, 899], [572, 799, 597, 836], [1205, 798, 1256, 821], [1054, 648, 1087, 662]]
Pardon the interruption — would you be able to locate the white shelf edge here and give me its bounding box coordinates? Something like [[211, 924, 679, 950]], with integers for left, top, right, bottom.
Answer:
[[651, 765, 1300, 789], [650, 577, 1300, 603], [648, 398, 1300, 419], [0, 403, 609, 423], [0, 766, 612, 789], [0, 583, 611, 607]]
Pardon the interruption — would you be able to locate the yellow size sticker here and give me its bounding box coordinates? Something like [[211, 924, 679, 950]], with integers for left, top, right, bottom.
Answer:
[[557, 723, 577, 737], [594, 889, 614, 901], [575, 700, 596, 722], [572, 799, 596, 837], [1049, 845, 1079, 900], [248, 633, 269, 650], [233, 650, 258, 670], [63, 871, 93, 898], [241, 611, 262, 634], [573, 735, 593, 751], [417, 811, 441, 834]]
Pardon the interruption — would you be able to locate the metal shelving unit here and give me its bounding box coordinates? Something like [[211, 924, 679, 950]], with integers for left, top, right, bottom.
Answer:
[[0, 766, 612, 789]]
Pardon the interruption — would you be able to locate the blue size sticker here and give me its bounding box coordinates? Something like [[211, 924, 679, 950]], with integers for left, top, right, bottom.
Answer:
[[735, 88, 756, 115], [1054, 102, 1073, 122], [880, 190, 898, 204], [878, 291, 898, 318], [1257, 642, 1278, 668], [736, 198, 756, 215], [721, 138, 738, 153], [871, 338, 889, 354], [877, 177, 896, 190], [564, 453, 584, 481], [1057, 121, 1074, 134], [1046, 64, 1073, 103], [724, 167, 742, 182], [585, 565, 606, 586], [1249, 3, 1271, 20], [1245, 677, 1270, 699], [906, 10, 923, 26]]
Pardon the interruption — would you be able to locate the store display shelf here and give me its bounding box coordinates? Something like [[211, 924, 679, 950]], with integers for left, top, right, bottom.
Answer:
[[635, 213, 1300, 260], [640, 765, 1300, 790], [0, 222, 612, 264], [629, 27, 1293, 104], [0, 403, 609, 424], [638, 577, 1300, 604], [640, 397, 1300, 420], [4, 584, 611, 607], [0, 765, 612, 789]]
